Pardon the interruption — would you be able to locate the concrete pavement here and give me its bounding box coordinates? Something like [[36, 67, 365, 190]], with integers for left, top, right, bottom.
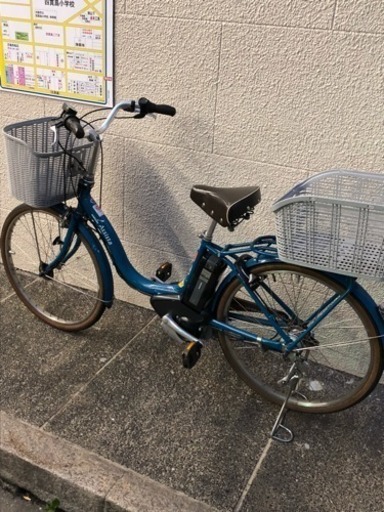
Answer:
[[0, 266, 383, 512], [0, 482, 45, 512]]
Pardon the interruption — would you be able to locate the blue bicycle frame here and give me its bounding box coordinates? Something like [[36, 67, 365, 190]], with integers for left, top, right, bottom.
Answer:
[[45, 181, 384, 353]]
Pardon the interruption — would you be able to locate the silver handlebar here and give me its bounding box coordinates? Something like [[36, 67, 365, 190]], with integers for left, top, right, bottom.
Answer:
[[96, 100, 139, 135], [51, 99, 147, 145]]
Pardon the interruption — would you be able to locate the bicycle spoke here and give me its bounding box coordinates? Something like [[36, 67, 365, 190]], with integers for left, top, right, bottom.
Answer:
[[42, 275, 105, 301], [218, 262, 383, 413], [1, 206, 105, 329]]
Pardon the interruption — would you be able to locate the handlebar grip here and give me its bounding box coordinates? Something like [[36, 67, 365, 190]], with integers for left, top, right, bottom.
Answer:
[[138, 97, 176, 117], [152, 103, 176, 117], [64, 115, 85, 139]]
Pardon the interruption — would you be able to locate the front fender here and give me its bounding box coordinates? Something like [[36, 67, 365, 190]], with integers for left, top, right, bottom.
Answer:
[[51, 205, 114, 307]]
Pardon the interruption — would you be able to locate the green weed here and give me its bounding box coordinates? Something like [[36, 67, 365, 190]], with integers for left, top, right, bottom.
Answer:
[[44, 498, 61, 512]]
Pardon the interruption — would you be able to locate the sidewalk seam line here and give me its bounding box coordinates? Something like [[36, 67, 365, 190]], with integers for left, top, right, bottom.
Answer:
[[1, 277, 44, 303], [233, 437, 273, 512], [0, 291, 16, 303], [102, 473, 126, 512], [40, 316, 158, 430]]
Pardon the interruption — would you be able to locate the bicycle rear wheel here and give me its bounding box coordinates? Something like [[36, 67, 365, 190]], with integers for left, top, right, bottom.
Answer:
[[216, 262, 383, 413], [1, 204, 106, 331]]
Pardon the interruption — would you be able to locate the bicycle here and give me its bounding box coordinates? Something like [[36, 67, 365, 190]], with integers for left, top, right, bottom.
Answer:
[[1, 98, 383, 442]]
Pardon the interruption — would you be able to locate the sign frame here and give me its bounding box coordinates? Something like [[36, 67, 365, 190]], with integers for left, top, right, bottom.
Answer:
[[0, 0, 114, 106]]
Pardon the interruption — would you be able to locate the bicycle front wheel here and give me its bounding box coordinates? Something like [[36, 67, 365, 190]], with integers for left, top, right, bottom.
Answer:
[[216, 262, 383, 413], [1, 204, 106, 331]]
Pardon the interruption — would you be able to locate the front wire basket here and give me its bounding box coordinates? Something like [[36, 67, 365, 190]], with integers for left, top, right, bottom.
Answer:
[[272, 170, 384, 280], [3, 117, 99, 208]]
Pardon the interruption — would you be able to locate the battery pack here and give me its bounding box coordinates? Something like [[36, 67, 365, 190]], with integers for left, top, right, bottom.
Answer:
[[182, 254, 225, 311]]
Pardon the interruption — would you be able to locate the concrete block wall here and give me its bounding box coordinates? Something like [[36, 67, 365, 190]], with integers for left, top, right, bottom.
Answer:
[[1, 1, 383, 307]]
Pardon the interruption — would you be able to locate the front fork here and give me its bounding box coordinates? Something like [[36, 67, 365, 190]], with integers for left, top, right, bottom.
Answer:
[[39, 208, 80, 276], [37, 205, 114, 306]]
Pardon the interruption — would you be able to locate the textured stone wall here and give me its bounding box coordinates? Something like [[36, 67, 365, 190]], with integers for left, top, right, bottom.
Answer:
[[1, 1, 383, 306]]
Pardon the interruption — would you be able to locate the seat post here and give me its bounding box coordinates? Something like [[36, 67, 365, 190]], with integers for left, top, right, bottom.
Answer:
[[203, 220, 217, 242]]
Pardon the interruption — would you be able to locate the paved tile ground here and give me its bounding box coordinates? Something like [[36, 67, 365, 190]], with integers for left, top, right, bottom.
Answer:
[[0, 481, 47, 512], [0, 489, 43, 512], [1, 267, 383, 511]]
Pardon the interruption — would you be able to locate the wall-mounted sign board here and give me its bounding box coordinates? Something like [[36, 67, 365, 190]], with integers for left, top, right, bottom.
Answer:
[[0, 0, 113, 106]]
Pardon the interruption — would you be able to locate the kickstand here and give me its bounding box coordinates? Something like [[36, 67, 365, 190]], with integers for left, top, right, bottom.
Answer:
[[270, 361, 306, 443]]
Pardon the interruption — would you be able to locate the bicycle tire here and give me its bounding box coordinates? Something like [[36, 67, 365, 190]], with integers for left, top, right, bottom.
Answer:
[[1, 204, 106, 331], [216, 261, 383, 413]]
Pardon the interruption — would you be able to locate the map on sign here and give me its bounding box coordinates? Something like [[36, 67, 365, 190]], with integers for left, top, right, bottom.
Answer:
[[0, 0, 113, 105]]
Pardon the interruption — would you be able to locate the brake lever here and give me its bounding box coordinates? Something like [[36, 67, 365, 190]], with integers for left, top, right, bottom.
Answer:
[[133, 113, 157, 120]]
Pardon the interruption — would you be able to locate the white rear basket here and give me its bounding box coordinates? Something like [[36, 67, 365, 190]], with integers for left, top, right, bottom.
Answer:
[[272, 170, 384, 279]]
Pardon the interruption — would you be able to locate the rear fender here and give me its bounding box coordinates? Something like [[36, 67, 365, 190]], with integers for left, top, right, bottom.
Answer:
[[212, 258, 384, 346]]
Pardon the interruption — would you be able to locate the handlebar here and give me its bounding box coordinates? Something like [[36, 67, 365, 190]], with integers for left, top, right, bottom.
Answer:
[[64, 115, 85, 139], [56, 97, 176, 140], [135, 98, 176, 118]]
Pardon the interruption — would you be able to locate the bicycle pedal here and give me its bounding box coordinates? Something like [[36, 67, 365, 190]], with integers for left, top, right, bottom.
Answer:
[[182, 341, 202, 369], [156, 262, 172, 282]]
